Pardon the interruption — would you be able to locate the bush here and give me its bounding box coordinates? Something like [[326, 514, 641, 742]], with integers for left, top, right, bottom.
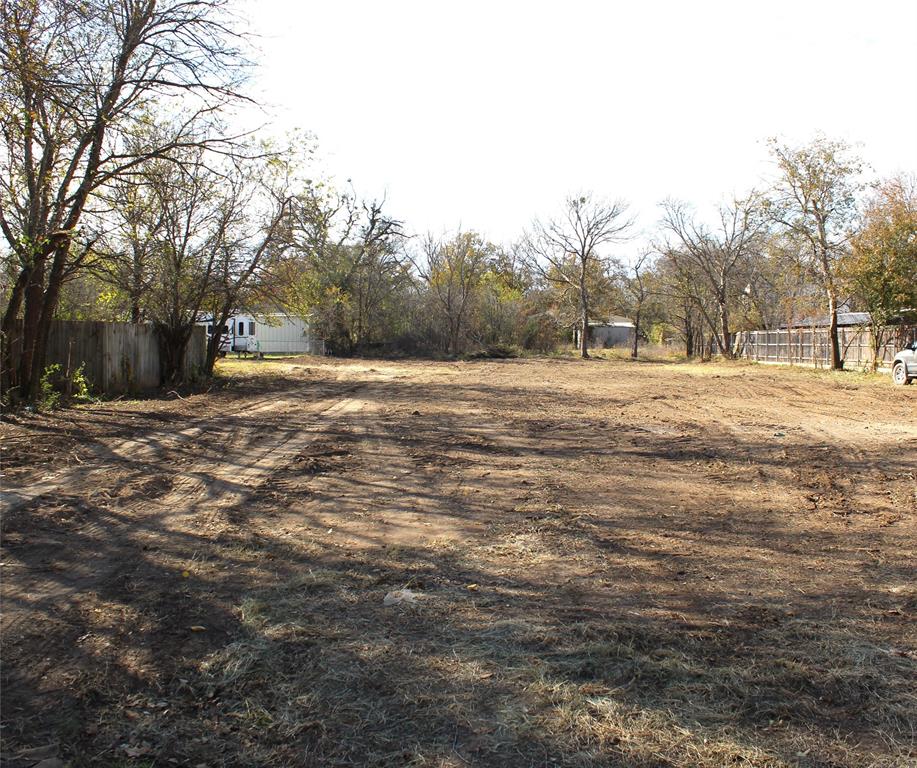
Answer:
[[39, 364, 63, 410], [466, 343, 519, 359], [520, 315, 561, 353], [71, 363, 95, 402], [37, 362, 97, 410]]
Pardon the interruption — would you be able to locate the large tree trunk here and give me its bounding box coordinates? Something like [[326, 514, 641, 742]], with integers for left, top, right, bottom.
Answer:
[[1, 267, 32, 401], [25, 248, 68, 402], [157, 324, 193, 384], [17, 257, 49, 401], [2, 233, 75, 402]]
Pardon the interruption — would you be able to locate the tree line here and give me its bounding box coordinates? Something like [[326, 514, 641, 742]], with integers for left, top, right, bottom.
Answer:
[[2, 1, 915, 403]]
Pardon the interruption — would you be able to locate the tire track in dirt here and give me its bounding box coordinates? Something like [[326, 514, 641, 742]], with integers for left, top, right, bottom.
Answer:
[[285, 378, 557, 554], [0, 395, 295, 515], [307, 391, 475, 548], [0, 385, 367, 640]]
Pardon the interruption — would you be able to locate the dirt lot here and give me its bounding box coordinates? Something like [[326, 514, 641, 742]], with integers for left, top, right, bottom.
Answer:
[[1, 356, 915, 767]]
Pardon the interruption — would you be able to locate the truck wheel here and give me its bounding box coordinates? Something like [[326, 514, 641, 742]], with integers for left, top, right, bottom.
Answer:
[[892, 362, 909, 385]]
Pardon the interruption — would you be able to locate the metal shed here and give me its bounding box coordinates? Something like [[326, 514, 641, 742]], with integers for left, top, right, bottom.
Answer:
[[573, 316, 636, 350]]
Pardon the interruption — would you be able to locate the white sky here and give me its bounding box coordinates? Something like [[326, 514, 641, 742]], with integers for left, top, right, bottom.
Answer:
[[239, 0, 917, 252]]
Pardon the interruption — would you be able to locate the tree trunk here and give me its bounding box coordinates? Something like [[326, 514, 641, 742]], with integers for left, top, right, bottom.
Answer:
[[719, 304, 733, 359], [25, 247, 68, 402], [1, 267, 31, 401], [205, 333, 221, 375], [827, 291, 842, 369], [204, 303, 234, 375], [631, 308, 641, 359], [3, 235, 73, 403], [869, 324, 886, 373], [683, 313, 694, 357], [204, 321, 225, 375], [579, 283, 590, 359], [157, 324, 193, 384], [447, 317, 457, 356], [17, 257, 48, 401], [580, 313, 589, 358], [130, 245, 143, 323]]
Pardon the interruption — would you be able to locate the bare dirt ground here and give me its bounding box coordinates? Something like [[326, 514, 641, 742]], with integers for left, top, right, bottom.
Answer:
[[1, 356, 915, 767]]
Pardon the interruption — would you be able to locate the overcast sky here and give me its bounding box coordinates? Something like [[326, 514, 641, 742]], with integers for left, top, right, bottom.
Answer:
[[239, 0, 917, 253]]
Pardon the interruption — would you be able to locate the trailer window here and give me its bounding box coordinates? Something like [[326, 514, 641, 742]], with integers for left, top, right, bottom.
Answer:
[[250, 321, 256, 335], [207, 324, 213, 335], [238, 321, 245, 335]]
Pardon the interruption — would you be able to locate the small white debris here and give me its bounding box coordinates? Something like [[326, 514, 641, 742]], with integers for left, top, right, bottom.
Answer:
[[383, 589, 421, 606]]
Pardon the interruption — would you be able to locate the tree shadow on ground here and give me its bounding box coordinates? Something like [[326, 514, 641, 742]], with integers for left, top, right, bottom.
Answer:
[[1, 369, 914, 767]]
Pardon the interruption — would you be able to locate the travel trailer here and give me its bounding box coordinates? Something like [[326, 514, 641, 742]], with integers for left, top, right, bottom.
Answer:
[[201, 313, 324, 356]]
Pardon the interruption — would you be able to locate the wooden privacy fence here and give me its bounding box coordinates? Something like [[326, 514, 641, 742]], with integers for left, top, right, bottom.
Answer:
[[734, 325, 917, 370], [6, 321, 206, 395]]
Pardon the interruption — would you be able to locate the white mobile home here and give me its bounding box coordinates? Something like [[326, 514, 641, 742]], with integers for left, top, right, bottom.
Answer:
[[201, 313, 324, 356]]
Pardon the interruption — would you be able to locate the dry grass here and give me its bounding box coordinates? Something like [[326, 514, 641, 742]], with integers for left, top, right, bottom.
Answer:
[[86, 540, 914, 767], [2, 356, 914, 767]]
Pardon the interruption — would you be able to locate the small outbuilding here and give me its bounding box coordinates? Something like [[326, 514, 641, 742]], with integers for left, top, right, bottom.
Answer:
[[573, 316, 636, 350]]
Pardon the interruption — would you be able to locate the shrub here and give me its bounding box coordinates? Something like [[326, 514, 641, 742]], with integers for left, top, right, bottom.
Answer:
[[39, 364, 63, 410]]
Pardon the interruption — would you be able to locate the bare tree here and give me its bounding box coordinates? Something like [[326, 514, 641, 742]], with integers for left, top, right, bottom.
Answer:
[[738, 232, 818, 332], [1, 0, 249, 402], [621, 251, 656, 359], [91, 175, 166, 324], [139, 149, 229, 382], [350, 199, 408, 349], [525, 194, 632, 358], [766, 136, 864, 369], [658, 194, 766, 358], [200, 156, 294, 374], [414, 231, 492, 355], [651, 256, 708, 357], [275, 182, 406, 354]]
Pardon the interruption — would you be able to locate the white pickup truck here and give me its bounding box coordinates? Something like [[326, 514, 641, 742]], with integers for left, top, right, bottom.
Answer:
[[892, 339, 917, 385]]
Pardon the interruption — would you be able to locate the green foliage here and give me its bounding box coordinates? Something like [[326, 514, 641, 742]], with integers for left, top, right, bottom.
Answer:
[[39, 364, 63, 410], [37, 362, 98, 410], [71, 363, 95, 403], [844, 175, 917, 326], [648, 323, 668, 346]]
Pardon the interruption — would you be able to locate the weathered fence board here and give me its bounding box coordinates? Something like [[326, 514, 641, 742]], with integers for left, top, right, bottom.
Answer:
[[735, 325, 916, 370], [5, 321, 206, 395]]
